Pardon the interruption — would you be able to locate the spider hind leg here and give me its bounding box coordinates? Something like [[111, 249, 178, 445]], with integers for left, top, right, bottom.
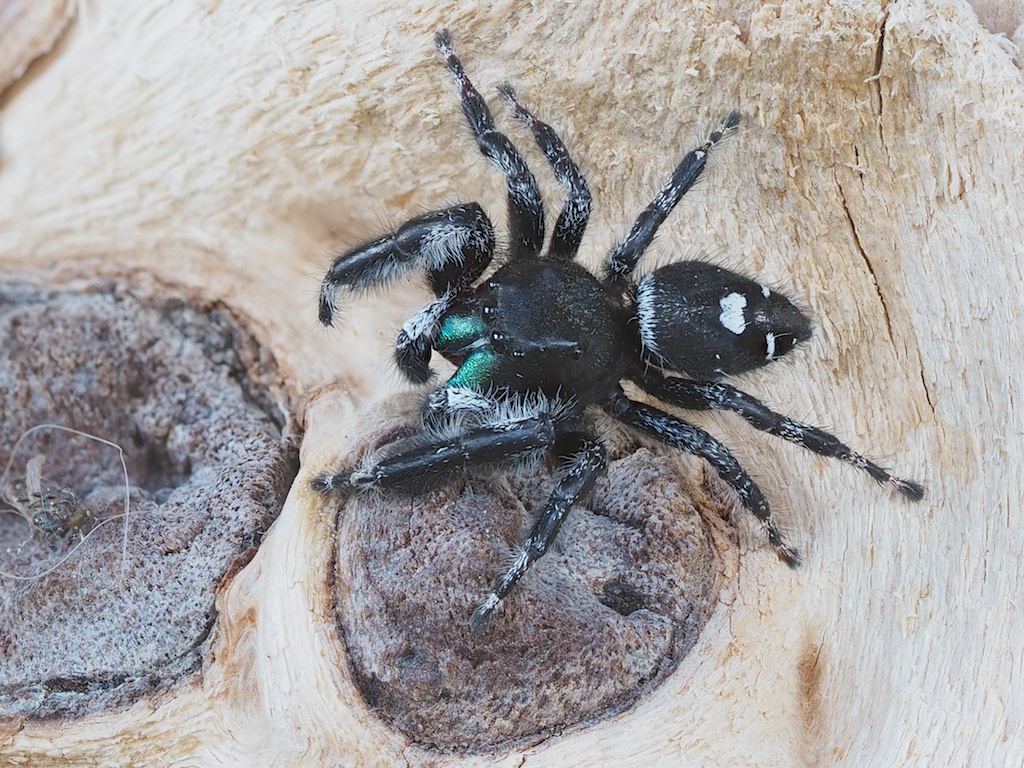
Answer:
[[644, 375, 924, 500], [605, 388, 800, 566]]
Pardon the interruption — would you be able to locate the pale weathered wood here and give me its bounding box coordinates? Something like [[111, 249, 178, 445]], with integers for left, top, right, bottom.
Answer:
[[0, 0, 1021, 765], [0, 0, 74, 95]]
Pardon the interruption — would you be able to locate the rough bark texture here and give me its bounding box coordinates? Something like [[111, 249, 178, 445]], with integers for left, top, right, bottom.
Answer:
[[0, 0, 1021, 765]]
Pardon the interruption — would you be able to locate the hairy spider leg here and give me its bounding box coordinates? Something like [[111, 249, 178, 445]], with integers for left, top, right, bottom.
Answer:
[[424, 386, 497, 424], [604, 111, 741, 285], [605, 388, 800, 566], [396, 213, 497, 383], [498, 84, 592, 260], [318, 203, 493, 326], [317, 202, 495, 382], [471, 433, 606, 632], [644, 375, 925, 500], [435, 30, 545, 259], [311, 414, 556, 495]]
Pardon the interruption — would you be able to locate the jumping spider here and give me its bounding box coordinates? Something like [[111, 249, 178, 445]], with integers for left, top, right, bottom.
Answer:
[[314, 30, 924, 632]]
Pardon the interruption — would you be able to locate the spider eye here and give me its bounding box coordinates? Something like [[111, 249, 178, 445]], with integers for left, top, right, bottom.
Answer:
[[571, 345, 584, 360], [490, 330, 512, 354]]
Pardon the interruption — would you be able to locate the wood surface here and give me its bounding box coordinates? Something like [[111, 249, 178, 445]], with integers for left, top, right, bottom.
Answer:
[[0, 0, 1021, 765]]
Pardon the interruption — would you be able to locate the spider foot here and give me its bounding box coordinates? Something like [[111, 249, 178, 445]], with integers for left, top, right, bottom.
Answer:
[[889, 476, 925, 502], [859, 457, 926, 502], [424, 387, 495, 424], [774, 540, 802, 568], [310, 470, 355, 495], [765, 518, 801, 568], [470, 592, 501, 633], [707, 109, 741, 145], [395, 329, 434, 385]]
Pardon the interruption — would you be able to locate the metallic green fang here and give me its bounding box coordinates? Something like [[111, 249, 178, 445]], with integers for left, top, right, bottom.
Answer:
[[437, 312, 485, 352], [447, 348, 498, 390]]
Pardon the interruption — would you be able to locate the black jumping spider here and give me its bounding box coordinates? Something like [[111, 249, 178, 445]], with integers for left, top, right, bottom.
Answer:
[[314, 30, 923, 632]]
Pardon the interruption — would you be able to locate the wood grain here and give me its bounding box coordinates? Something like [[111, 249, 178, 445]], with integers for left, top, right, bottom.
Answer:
[[0, 0, 1020, 765]]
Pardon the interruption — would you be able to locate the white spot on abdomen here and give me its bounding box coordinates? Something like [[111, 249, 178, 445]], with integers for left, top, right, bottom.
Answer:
[[765, 331, 777, 360], [719, 292, 748, 335]]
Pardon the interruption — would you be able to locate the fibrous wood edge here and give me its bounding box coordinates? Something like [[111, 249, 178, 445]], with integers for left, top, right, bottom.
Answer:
[[0, 0, 1021, 766], [0, 0, 75, 96]]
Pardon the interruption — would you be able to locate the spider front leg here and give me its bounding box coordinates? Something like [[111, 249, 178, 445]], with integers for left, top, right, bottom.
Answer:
[[642, 374, 925, 500], [604, 111, 740, 286], [605, 388, 800, 566], [471, 432, 606, 633], [311, 412, 556, 495], [317, 202, 495, 383], [499, 84, 592, 260], [436, 30, 545, 259]]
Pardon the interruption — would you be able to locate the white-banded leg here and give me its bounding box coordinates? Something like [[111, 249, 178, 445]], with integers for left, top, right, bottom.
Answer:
[[395, 204, 500, 380], [422, 387, 579, 430], [604, 111, 740, 286], [498, 83, 592, 260], [435, 30, 545, 259], [471, 432, 606, 632], [643, 374, 925, 500], [604, 387, 800, 566], [318, 202, 495, 328], [311, 413, 556, 496], [423, 386, 497, 426], [318, 202, 495, 383]]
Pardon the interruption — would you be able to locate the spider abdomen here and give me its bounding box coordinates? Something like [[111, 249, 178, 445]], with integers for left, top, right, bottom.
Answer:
[[634, 260, 812, 379]]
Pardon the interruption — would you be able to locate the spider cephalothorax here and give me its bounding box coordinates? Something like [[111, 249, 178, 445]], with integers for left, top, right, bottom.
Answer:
[[314, 30, 923, 632]]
